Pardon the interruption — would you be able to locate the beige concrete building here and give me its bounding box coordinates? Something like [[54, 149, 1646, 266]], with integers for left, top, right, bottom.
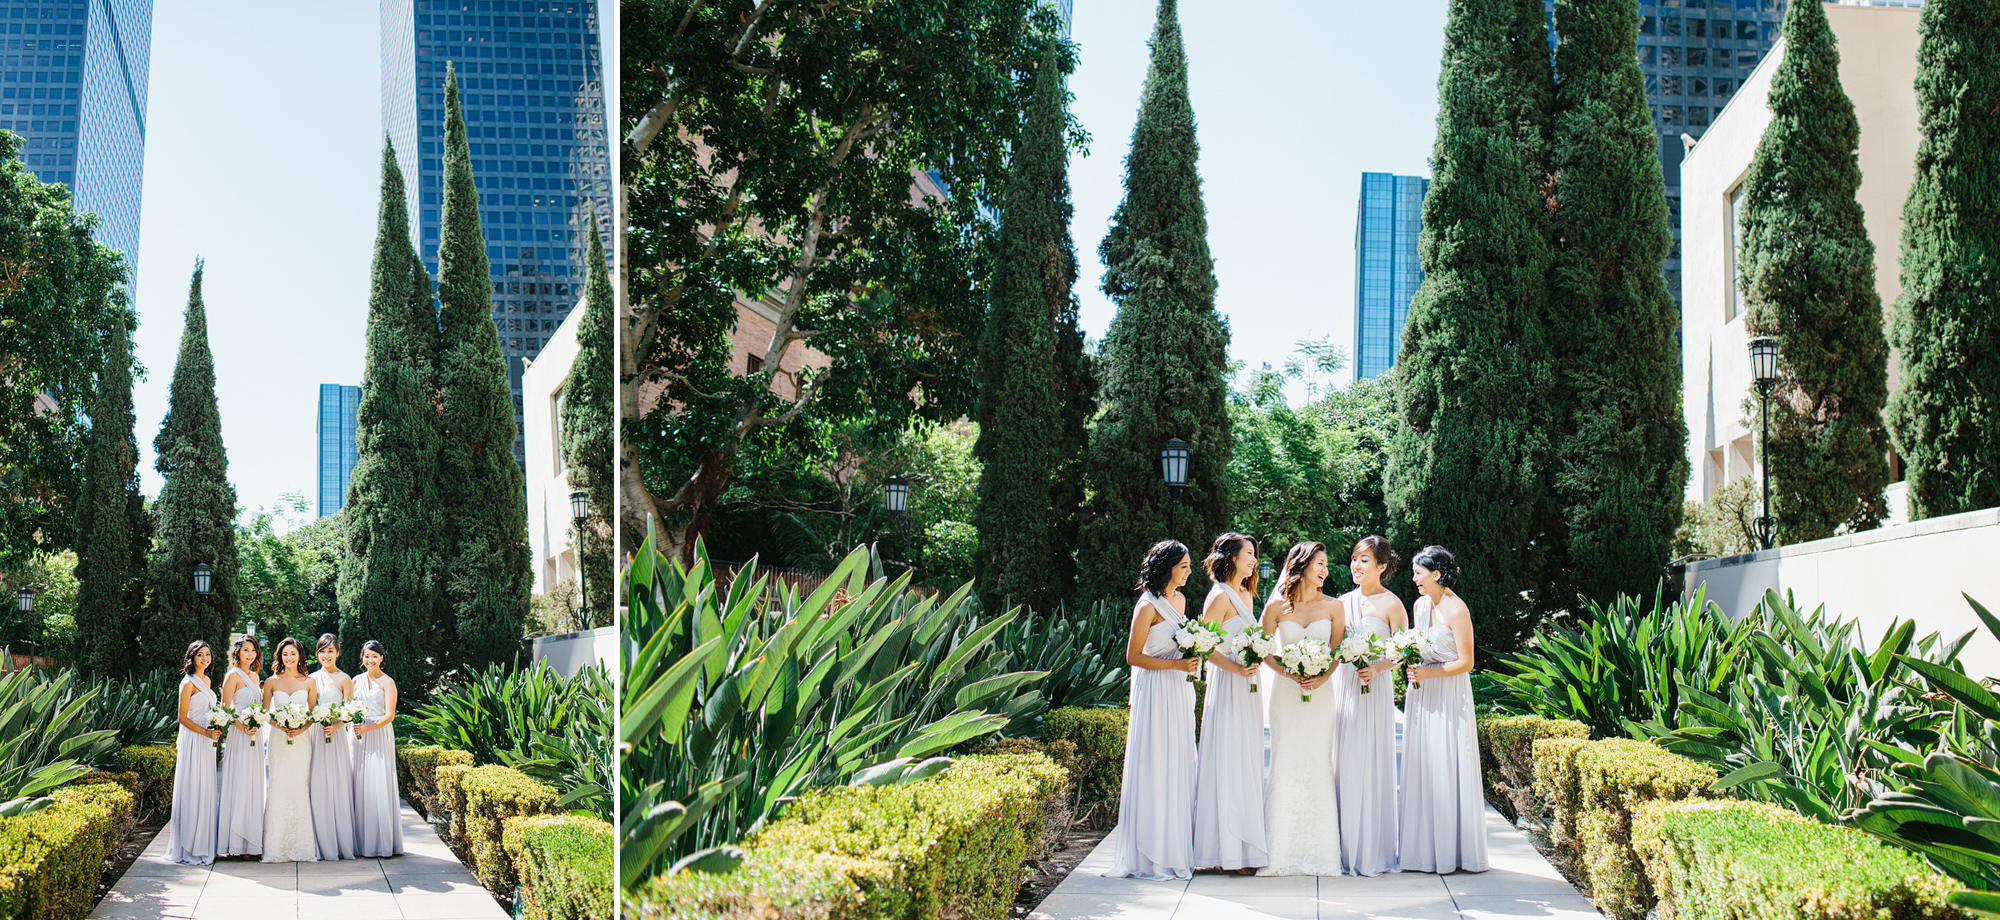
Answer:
[[1679, 3, 1921, 516]]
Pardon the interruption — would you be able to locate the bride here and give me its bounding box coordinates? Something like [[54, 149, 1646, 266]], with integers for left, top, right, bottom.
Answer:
[[1259, 541, 1346, 877], [262, 637, 320, 863]]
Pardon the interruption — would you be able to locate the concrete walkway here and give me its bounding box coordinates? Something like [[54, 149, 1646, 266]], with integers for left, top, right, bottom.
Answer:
[[88, 800, 509, 920], [1028, 806, 1598, 920]]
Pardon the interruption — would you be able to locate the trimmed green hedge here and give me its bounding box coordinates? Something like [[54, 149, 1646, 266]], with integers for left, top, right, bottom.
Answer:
[[0, 782, 136, 920], [1535, 737, 1718, 920], [1041, 707, 1124, 804], [454, 766, 558, 894], [115, 744, 177, 824], [1477, 714, 1590, 823], [503, 814, 613, 920], [1634, 799, 1963, 920], [398, 744, 476, 820], [632, 753, 1068, 920]]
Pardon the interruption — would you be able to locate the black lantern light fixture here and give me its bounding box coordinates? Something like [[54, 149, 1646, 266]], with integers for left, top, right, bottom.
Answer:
[[14, 588, 31, 663], [884, 474, 910, 514], [1160, 437, 1191, 537], [193, 563, 213, 596], [570, 489, 591, 627], [1748, 336, 1780, 550], [1259, 558, 1274, 585]]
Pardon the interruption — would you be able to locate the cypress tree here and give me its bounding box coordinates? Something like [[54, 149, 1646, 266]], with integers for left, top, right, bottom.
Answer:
[[435, 65, 532, 671], [340, 140, 448, 690], [141, 262, 240, 679], [1887, 0, 2000, 520], [560, 203, 613, 623], [973, 48, 1082, 614], [73, 311, 144, 678], [1387, 0, 1558, 652], [1073, 0, 1231, 607], [1737, 0, 1890, 543], [1547, 0, 1688, 607]]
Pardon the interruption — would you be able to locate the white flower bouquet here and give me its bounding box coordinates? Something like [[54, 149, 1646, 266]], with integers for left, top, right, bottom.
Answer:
[[1275, 637, 1334, 702], [205, 705, 235, 761], [270, 700, 313, 745], [310, 702, 343, 743], [1221, 625, 1278, 692], [333, 698, 368, 726], [234, 702, 269, 747], [1337, 632, 1388, 694], [1173, 619, 1230, 682], [1389, 629, 1437, 690]]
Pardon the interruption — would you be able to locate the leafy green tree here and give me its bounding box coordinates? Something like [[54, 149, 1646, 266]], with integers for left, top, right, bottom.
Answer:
[[973, 49, 1090, 614], [1073, 0, 1233, 607], [561, 204, 613, 624], [1737, 0, 1890, 543], [1887, 0, 2000, 520], [141, 262, 240, 681], [1388, 0, 1560, 650], [238, 494, 341, 644], [1, 550, 79, 662], [620, 0, 1074, 561], [341, 140, 448, 691], [0, 131, 133, 566], [1548, 0, 1687, 609], [435, 67, 532, 672], [73, 312, 147, 677]]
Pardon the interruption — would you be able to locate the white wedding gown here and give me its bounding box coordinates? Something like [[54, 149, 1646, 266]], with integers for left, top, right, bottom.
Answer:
[[1260, 617, 1343, 876], [262, 688, 319, 863]]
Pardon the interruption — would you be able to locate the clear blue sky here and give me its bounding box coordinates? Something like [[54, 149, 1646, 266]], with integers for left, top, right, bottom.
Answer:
[[128, 1, 614, 528]]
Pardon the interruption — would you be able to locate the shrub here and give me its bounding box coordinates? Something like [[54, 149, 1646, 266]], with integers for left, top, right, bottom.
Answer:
[[435, 763, 475, 842], [0, 781, 134, 919], [1477, 714, 1590, 823], [1041, 707, 1125, 805], [1634, 799, 1962, 920], [503, 814, 613, 920], [71, 771, 143, 820], [968, 738, 1077, 861], [632, 753, 1067, 920], [114, 745, 176, 824], [1535, 738, 1718, 920], [398, 745, 475, 819], [456, 766, 558, 893]]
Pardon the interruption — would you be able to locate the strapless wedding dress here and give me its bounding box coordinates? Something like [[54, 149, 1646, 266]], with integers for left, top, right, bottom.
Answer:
[[262, 688, 318, 863], [1260, 618, 1343, 876]]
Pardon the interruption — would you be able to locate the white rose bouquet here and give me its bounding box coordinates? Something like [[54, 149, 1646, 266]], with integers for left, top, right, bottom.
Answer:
[[1275, 637, 1334, 702], [310, 702, 340, 744], [1389, 629, 1436, 690], [1337, 632, 1388, 694], [270, 700, 313, 745], [1221, 625, 1278, 692], [1173, 619, 1229, 682], [333, 699, 368, 726], [205, 704, 235, 762], [234, 702, 269, 747]]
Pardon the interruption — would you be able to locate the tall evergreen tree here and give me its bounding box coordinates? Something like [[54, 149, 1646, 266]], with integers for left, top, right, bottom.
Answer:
[[1073, 0, 1231, 607], [1737, 0, 1890, 543], [1387, 0, 1558, 652], [73, 312, 146, 678], [561, 203, 613, 623], [141, 262, 240, 680], [435, 65, 533, 671], [340, 140, 448, 690], [1887, 0, 2000, 520], [973, 47, 1088, 614], [1547, 0, 1687, 607]]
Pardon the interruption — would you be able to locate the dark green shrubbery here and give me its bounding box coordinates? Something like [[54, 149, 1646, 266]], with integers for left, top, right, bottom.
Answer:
[[113, 745, 175, 824], [1040, 707, 1126, 808], [0, 781, 134, 919], [1535, 737, 1718, 920], [503, 814, 613, 920], [397, 745, 476, 820], [1476, 714, 1589, 824]]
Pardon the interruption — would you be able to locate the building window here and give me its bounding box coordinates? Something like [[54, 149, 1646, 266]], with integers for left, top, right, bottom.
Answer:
[[746, 353, 763, 375], [1690, 106, 1709, 127], [1727, 181, 1748, 322], [1661, 105, 1682, 126]]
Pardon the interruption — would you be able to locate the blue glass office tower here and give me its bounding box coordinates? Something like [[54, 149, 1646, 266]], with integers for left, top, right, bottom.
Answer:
[[1, 0, 151, 281], [382, 0, 611, 464], [1353, 172, 1427, 382], [318, 384, 362, 517]]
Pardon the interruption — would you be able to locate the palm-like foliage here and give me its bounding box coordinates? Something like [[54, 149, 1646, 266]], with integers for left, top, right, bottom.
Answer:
[[409, 661, 612, 820], [0, 669, 123, 809]]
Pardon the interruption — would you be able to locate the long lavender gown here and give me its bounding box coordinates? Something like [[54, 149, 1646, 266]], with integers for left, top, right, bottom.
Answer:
[[165, 675, 219, 865], [353, 674, 404, 857], [216, 667, 264, 857], [1106, 592, 1196, 880], [1399, 595, 1489, 873], [1192, 585, 1268, 871], [1332, 588, 1399, 876], [309, 669, 358, 860]]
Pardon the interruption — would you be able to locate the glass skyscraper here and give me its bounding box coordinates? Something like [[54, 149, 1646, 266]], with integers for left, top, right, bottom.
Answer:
[[317, 384, 362, 518], [381, 0, 611, 465], [2, 0, 151, 281], [1352, 172, 1427, 382]]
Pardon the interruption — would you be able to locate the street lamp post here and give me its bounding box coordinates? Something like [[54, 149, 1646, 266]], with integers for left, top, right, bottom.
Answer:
[[884, 475, 913, 572], [193, 562, 213, 641], [569, 489, 591, 627], [16, 589, 32, 666], [1258, 559, 1273, 586], [1748, 336, 1780, 550], [1160, 437, 1191, 539]]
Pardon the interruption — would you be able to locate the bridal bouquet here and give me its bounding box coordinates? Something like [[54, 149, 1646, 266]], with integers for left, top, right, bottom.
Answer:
[[234, 702, 269, 747], [1221, 625, 1278, 692], [333, 699, 368, 726], [205, 705, 235, 762], [1173, 619, 1230, 682], [1337, 633, 1388, 694], [270, 701, 313, 746], [309, 701, 356, 744], [1389, 629, 1437, 690], [1275, 637, 1334, 702]]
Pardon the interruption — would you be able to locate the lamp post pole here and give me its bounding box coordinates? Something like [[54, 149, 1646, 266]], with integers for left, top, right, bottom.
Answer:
[[885, 475, 912, 574], [193, 563, 213, 672], [16, 589, 32, 667], [1748, 336, 1780, 551], [1160, 438, 1191, 540], [570, 489, 591, 628]]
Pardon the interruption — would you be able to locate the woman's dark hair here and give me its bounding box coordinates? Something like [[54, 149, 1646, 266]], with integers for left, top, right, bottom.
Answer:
[[271, 637, 309, 678], [1351, 534, 1401, 574], [182, 640, 211, 677], [362, 639, 387, 661], [316, 633, 339, 654], [1276, 542, 1328, 606], [1412, 545, 1461, 589], [1204, 533, 1258, 596], [232, 636, 262, 673], [1135, 540, 1190, 596]]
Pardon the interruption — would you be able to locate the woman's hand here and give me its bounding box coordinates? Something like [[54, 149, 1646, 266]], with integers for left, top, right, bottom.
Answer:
[[234, 722, 254, 737], [323, 724, 335, 738], [355, 722, 372, 738], [284, 725, 305, 738], [1176, 657, 1200, 674], [205, 728, 222, 742], [1409, 665, 1436, 683]]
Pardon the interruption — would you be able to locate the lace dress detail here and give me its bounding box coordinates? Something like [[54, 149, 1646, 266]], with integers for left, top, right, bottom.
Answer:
[[262, 688, 319, 862], [1261, 617, 1343, 876]]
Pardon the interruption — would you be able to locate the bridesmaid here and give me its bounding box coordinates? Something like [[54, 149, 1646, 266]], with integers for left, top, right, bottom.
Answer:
[[309, 634, 358, 860], [1192, 533, 1269, 874], [1333, 534, 1406, 876], [1106, 541, 1199, 881], [165, 641, 221, 866], [1400, 546, 1489, 873], [353, 640, 405, 858], [216, 636, 264, 859]]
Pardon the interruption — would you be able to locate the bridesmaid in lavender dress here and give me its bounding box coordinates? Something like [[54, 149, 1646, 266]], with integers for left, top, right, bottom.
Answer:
[[1106, 541, 1199, 881], [1333, 534, 1405, 876], [216, 637, 264, 859], [309, 634, 358, 860], [166, 641, 221, 865], [1399, 546, 1489, 873], [353, 640, 405, 858], [1192, 533, 1269, 874]]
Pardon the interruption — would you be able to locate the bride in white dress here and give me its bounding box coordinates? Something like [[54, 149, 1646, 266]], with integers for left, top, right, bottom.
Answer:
[[262, 637, 320, 863], [1258, 541, 1346, 877]]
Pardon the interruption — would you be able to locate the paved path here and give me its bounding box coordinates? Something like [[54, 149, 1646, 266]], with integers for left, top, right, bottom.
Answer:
[[89, 800, 510, 920]]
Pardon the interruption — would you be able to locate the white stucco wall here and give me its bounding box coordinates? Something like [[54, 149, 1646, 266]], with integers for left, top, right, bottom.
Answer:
[[521, 297, 586, 597], [530, 625, 615, 677]]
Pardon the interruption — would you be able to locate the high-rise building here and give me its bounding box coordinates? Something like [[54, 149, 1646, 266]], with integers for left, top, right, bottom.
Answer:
[[1, 0, 151, 281], [381, 0, 612, 465], [1352, 172, 1428, 382], [317, 384, 362, 517]]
